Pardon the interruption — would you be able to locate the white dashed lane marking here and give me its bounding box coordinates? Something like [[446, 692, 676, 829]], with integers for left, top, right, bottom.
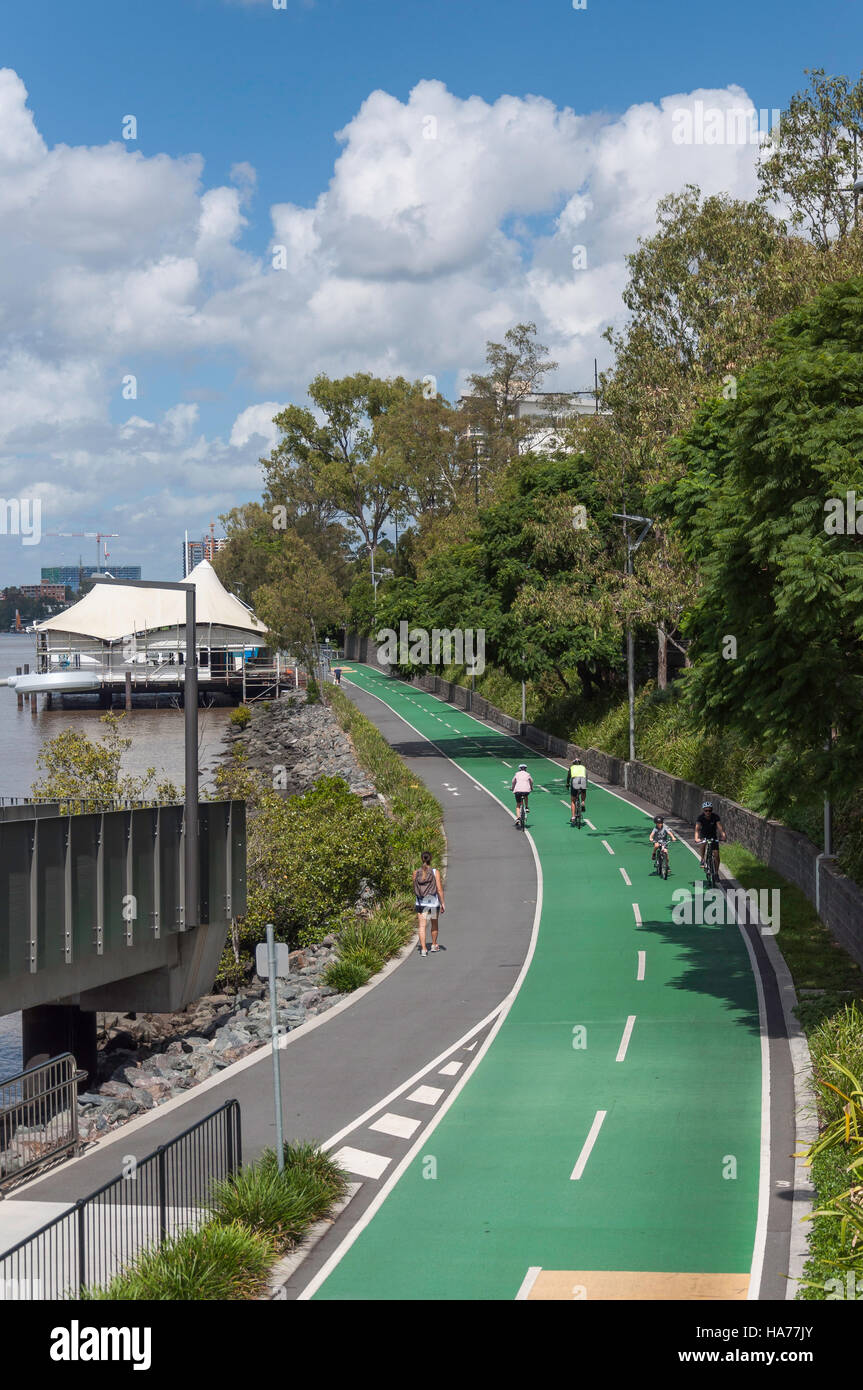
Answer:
[[584, 818, 596, 830], [632, 903, 642, 927], [515, 1267, 542, 1300], [408, 1085, 445, 1106], [637, 951, 646, 981], [570, 1110, 607, 1180], [370, 1113, 422, 1139], [331, 1146, 392, 1180], [616, 1015, 637, 1063], [619, 867, 632, 887], [438, 1061, 462, 1077], [602, 840, 614, 855]]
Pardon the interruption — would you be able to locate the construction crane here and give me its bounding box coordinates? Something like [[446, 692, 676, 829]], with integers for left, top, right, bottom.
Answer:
[[45, 531, 119, 573]]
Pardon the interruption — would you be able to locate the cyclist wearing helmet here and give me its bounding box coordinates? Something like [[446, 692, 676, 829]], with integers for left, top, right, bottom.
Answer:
[[695, 801, 726, 874], [511, 763, 533, 826], [649, 815, 677, 866], [565, 761, 588, 825]]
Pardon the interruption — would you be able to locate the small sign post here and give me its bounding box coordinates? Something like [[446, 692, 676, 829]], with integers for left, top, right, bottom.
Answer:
[[257, 926, 291, 1172]]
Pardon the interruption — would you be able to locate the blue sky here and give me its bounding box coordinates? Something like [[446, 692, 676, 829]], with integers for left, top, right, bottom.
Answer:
[[0, 0, 860, 584]]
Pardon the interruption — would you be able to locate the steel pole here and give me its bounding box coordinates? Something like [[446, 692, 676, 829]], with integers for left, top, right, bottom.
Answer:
[[266, 923, 285, 1172], [824, 735, 833, 857], [625, 542, 635, 764], [185, 586, 198, 929]]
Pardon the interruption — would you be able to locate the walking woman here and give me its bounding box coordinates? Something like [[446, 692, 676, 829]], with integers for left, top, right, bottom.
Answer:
[[413, 850, 445, 957]]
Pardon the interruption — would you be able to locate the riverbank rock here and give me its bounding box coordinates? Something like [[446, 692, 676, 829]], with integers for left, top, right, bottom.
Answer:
[[78, 690, 384, 1145]]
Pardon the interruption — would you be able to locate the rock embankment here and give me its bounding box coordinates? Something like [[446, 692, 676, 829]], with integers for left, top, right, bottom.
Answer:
[[78, 939, 342, 1141], [79, 690, 378, 1144], [225, 691, 380, 803]]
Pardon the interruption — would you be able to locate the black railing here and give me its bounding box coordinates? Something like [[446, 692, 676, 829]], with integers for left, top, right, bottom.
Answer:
[[0, 1099, 241, 1299], [0, 1054, 85, 1191]]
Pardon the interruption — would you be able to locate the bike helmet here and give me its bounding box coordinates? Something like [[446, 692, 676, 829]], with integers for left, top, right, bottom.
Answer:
[[654, 816, 664, 825], [519, 763, 527, 770], [702, 800, 713, 809]]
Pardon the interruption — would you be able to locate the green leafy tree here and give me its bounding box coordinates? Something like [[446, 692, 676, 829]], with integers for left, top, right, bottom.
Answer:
[[263, 373, 412, 561], [31, 713, 180, 808], [657, 277, 863, 809], [759, 68, 863, 249], [252, 533, 346, 668], [460, 322, 561, 491]]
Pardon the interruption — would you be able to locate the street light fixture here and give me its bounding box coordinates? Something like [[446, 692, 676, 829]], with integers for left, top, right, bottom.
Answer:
[[90, 577, 199, 929], [611, 512, 653, 765]]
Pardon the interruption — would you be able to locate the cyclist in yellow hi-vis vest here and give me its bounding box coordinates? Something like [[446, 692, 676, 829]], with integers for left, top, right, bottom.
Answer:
[[566, 762, 588, 825]]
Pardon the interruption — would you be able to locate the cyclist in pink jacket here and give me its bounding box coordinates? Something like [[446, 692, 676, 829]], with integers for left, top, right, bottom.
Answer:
[[511, 763, 533, 826]]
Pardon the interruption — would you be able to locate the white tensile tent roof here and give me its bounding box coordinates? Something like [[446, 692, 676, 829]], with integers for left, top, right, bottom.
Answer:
[[36, 560, 268, 642]]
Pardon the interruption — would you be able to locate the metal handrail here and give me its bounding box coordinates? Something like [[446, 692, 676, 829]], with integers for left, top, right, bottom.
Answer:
[[0, 1099, 242, 1297], [0, 1053, 84, 1192]]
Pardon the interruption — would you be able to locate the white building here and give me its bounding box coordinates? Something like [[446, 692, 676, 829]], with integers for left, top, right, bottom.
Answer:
[[458, 388, 600, 455]]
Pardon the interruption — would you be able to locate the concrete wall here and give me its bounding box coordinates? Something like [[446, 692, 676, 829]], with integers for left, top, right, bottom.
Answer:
[[409, 672, 863, 969]]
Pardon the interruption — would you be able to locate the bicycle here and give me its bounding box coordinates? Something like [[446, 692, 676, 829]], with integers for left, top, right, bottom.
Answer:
[[570, 785, 586, 829], [701, 835, 720, 889], [516, 795, 527, 831], [653, 841, 669, 879]]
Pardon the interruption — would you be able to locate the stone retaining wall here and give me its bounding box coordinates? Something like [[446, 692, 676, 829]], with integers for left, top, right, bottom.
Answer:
[[408, 670, 863, 969]]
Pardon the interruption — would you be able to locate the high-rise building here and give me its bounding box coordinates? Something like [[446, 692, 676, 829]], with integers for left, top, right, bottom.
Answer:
[[182, 530, 227, 577], [42, 565, 142, 594]]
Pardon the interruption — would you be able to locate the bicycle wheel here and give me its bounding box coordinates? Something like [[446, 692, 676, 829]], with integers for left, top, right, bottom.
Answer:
[[704, 849, 716, 889], [662, 851, 669, 880]]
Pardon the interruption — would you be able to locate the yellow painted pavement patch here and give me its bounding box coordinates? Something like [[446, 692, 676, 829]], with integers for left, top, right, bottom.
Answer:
[[527, 1270, 750, 1300]]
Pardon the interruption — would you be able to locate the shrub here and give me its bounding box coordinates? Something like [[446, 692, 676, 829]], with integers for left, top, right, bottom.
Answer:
[[210, 1168, 327, 1253], [323, 959, 372, 993], [230, 705, 252, 728], [272, 1140, 348, 1205], [86, 1221, 275, 1301], [327, 686, 445, 884], [245, 777, 391, 947], [338, 902, 413, 962]]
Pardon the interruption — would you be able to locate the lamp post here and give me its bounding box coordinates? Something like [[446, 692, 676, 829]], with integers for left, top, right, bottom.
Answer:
[[611, 512, 652, 764], [91, 577, 198, 929]]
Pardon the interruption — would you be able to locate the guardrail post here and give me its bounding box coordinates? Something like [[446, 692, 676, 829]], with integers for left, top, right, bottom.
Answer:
[[158, 1144, 168, 1245], [76, 1199, 87, 1296]]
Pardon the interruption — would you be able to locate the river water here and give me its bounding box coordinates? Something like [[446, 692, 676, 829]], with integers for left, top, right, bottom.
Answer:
[[0, 633, 234, 1081]]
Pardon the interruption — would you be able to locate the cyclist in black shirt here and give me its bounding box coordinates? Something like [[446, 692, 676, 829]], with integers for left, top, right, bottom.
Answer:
[[695, 801, 726, 877]]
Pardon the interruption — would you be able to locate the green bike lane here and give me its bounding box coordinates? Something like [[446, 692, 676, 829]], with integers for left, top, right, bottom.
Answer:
[[312, 666, 763, 1301]]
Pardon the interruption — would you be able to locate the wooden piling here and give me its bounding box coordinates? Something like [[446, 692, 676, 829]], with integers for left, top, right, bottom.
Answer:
[[125, 671, 132, 711], [15, 667, 22, 709]]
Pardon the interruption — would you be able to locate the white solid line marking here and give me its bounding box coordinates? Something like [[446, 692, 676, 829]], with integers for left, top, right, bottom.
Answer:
[[619, 867, 632, 887], [407, 1084, 445, 1106], [616, 1015, 636, 1062], [636, 950, 646, 981], [602, 840, 614, 855], [584, 818, 596, 829], [632, 903, 642, 926], [501, 760, 512, 767], [515, 1266, 542, 1301], [570, 1110, 607, 1180], [438, 1061, 462, 1076], [370, 1113, 422, 1139], [330, 1146, 392, 1180]]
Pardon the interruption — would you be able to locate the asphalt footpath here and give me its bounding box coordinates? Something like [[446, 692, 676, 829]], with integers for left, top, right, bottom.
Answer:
[[7, 678, 535, 1211]]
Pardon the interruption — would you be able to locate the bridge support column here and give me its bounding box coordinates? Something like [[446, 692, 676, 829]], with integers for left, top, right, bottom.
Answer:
[[22, 1004, 98, 1087]]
